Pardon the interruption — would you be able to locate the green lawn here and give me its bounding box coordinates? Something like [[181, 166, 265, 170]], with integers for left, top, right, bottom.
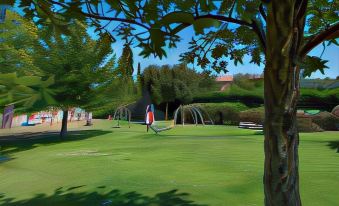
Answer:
[[0, 120, 338, 206]]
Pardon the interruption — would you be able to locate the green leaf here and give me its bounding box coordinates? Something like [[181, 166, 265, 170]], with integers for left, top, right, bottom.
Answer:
[[193, 18, 221, 34], [249, 47, 262, 66], [327, 39, 339, 46], [160, 12, 194, 25], [199, 0, 217, 12], [218, 0, 234, 14], [211, 44, 228, 59], [302, 56, 329, 78], [15, 76, 42, 86], [41, 76, 55, 87], [149, 28, 166, 58]]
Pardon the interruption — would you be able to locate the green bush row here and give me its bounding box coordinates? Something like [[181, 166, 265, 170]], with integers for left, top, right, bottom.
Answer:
[[194, 86, 338, 110], [195, 103, 338, 131], [239, 108, 338, 132], [193, 102, 249, 125]]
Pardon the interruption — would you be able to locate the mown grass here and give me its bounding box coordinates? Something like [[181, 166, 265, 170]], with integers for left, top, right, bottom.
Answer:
[[0, 120, 338, 206]]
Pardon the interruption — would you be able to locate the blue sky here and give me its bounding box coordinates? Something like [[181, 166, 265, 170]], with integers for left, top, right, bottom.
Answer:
[[108, 26, 338, 79]]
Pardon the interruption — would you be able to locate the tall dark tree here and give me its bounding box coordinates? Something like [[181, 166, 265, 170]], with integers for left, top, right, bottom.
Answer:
[[13, 0, 339, 205], [116, 43, 134, 79], [137, 62, 141, 81], [136, 62, 143, 95], [143, 64, 214, 119]]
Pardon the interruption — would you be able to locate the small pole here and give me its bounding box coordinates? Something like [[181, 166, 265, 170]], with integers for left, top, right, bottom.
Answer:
[[181, 105, 185, 126]]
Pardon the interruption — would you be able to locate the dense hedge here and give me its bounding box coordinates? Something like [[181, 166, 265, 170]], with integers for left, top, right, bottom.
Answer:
[[238, 107, 338, 132], [193, 102, 248, 125], [193, 85, 263, 107], [239, 107, 265, 124], [298, 88, 339, 110], [193, 83, 338, 111], [311, 112, 339, 131], [297, 115, 324, 133]]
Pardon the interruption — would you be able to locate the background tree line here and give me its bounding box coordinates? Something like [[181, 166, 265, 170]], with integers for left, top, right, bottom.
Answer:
[[141, 64, 215, 120]]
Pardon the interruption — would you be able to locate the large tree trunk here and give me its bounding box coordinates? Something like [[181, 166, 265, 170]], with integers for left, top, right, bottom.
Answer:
[[264, 1, 306, 205], [264, 68, 301, 206], [60, 110, 68, 138]]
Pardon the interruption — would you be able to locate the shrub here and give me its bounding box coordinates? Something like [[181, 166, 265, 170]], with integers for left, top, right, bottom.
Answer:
[[239, 107, 265, 124], [297, 115, 323, 132], [332, 105, 339, 117], [298, 88, 339, 110], [311, 112, 339, 131], [239, 107, 326, 132], [194, 82, 337, 111], [193, 102, 248, 125]]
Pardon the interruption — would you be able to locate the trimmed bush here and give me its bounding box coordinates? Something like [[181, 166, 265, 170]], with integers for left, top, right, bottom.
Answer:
[[193, 102, 248, 125], [332, 105, 339, 117], [194, 81, 338, 111], [239, 107, 327, 132], [239, 107, 265, 124], [297, 115, 323, 132], [311, 112, 339, 131]]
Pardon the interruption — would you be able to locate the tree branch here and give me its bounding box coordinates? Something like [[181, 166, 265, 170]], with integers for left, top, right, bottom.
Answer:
[[300, 22, 339, 57], [171, 14, 265, 50], [228, 0, 237, 18], [78, 10, 150, 30], [296, 0, 308, 20], [169, 14, 253, 35], [195, 0, 200, 17], [195, 14, 252, 27], [251, 20, 267, 51], [259, 3, 266, 21], [46, 0, 150, 30]]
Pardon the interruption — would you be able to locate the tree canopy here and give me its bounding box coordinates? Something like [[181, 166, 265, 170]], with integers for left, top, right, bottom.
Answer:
[[9, 0, 338, 76], [0, 11, 55, 110], [0, 11, 40, 75], [142, 64, 215, 105], [34, 21, 114, 110]]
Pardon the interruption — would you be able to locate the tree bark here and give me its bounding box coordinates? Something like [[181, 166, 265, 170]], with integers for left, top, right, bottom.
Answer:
[[264, 68, 301, 206], [60, 110, 68, 138], [263, 1, 306, 205]]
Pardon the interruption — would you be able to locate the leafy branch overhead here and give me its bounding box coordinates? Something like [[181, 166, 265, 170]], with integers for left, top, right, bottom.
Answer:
[[0, 73, 56, 108], [9, 0, 338, 76], [302, 56, 329, 78]]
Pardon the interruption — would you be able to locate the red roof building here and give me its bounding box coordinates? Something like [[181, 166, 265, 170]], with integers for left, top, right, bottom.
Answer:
[[216, 75, 234, 91]]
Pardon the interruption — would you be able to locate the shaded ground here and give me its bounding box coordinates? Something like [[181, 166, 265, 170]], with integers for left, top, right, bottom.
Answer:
[[0, 120, 92, 139], [0, 130, 112, 156], [327, 141, 339, 153], [0, 120, 338, 206], [0, 187, 204, 206]]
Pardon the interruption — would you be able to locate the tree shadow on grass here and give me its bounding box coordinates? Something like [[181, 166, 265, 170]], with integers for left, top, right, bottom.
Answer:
[[327, 141, 339, 153], [0, 130, 112, 158], [154, 133, 260, 139], [0, 186, 206, 206]]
